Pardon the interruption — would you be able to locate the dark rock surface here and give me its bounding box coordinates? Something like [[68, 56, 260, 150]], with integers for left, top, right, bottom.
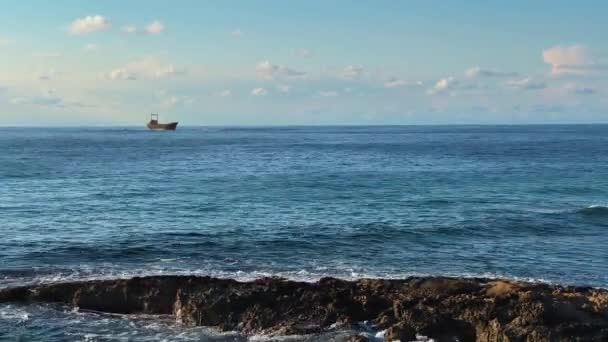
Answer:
[[1, 276, 607, 341]]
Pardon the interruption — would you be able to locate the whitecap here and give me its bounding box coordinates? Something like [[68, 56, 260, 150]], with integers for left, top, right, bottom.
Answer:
[[578, 204, 608, 216], [0, 304, 30, 322], [414, 335, 436, 342]]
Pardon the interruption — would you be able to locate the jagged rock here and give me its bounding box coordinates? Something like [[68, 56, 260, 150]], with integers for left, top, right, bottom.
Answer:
[[346, 335, 371, 342], [385, 322, 416, 341], [1, 275, 607, 341]]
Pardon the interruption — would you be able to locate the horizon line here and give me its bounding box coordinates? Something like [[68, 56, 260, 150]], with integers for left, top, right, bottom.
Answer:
[[2, 122, 608, 128]]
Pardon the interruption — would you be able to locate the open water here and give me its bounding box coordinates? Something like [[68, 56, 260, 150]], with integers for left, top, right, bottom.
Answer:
[[1, 125, 607, 340]]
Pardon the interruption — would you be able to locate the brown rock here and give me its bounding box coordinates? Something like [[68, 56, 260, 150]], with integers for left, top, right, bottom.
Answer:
[[384, 323, 416, 341], [1, 275, 608, 341], [346, 335, 371, 342]]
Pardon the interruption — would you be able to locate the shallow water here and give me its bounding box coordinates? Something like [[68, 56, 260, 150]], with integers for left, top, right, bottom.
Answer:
[[1, 125, 608, 340], [0, 302, 379, 341]]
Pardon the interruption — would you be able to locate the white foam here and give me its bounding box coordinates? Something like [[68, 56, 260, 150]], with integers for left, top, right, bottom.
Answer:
[[83, 333, 100, 342], [249, 334, 309, 341], [0, 304, 30, 322], [1, 265, 558, 291]]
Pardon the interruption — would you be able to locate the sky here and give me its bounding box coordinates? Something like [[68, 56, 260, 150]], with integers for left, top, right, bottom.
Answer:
[[1, 0, 607, 126]]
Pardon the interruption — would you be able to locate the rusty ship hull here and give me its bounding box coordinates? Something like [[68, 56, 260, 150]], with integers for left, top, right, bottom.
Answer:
[[147, 122, 178, 130]]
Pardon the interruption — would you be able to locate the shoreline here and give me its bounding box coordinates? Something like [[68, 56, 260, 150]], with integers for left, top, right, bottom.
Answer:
[[1, 275, 607, 341]]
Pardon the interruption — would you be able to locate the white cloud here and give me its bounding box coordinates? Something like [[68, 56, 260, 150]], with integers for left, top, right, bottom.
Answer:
[[542, 45, 598, 75], [506, 77, 547, 90], [68, 15, 110, 35], [122, 25, 137, 34], [231, 29, 243, 38], [383, 78, 407, 88], [342, 65, 364, 79], [427, 77, 457, 95], [154, 65, 183, 78], [108, 68, 137, 81], [145, 20, 164, 34], [11, 95, 61, 106], [10, 90, 88, 108], [256, 60, 305, 79], [319, 91, 339, 97], [255, 60, 276, 76], [218, 89, 232, 97], [276, 84, 290, 93], [251, 87, 267, 96], [155, 90, 193, 107], [122, 21, 165, 35], [107, 58, 185, 81], [162, 95, 193, 107], [465, 66, 518, 78], [84, 43, 98, 51]]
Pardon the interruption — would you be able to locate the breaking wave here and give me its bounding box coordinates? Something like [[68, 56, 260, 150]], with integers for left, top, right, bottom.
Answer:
[[577, 204, 608, 216]]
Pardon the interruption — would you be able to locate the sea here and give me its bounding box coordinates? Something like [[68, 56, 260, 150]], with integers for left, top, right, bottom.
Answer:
[[1, 125, 608, 341]]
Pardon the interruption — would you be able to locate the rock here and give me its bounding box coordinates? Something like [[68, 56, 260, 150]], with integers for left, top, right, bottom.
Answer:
[[346, 335, 371, 342], [484, 280, 522, 297], [384, 323, 416, 341], [1, 275, 607, 341]]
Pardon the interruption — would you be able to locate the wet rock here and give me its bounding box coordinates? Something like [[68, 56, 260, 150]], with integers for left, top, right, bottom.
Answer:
[[345, 335, 371, 342], [1, 275, 608, 341], [384, 322, 416, 341]]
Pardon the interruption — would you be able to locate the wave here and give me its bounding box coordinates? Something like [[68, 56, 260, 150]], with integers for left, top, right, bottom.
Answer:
[[577, 204, 608, 216], [0, 304, 30, 322], [0, 264, 554, 290], [530, 204, 608, 217]]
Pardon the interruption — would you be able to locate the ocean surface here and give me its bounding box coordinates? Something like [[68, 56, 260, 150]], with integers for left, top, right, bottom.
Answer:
[[1, 125, 608, 340]]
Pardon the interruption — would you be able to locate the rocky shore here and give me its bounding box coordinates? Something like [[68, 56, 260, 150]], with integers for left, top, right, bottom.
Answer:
[[1, 275, 607, 341]]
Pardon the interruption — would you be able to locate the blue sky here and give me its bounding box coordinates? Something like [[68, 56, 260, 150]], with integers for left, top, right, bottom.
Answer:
[[1, 0, 607, 125]]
